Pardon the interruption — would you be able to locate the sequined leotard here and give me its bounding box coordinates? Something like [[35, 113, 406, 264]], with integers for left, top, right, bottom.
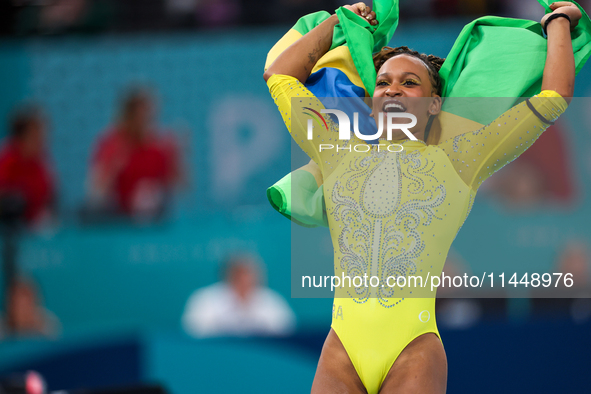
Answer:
[[267, 73, 567, 393]]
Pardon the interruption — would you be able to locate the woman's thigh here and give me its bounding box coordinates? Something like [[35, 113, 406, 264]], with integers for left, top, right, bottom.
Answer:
[[311, 328, 367, 394], [379, 333, 447, 394]]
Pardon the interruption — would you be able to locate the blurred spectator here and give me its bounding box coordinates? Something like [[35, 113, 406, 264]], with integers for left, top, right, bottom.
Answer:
[[556, 240, 589, 289], [198, 0, 241, 27], [533, 240, 591, 323], [15, 0, 113, 35], [84, 87, 182, 223], [489, 160, 547, 209], [0, 105, 56, 228], [559, 242, 591, 324], [480, 123, 577, 212], [182, 253, 296, 337], [167, 0, 241, 27], [166, 0, 201, 27], [0, 278, 61, 339]]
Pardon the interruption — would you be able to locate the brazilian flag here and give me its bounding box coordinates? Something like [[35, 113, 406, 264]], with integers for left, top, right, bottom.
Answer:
[[264, 0, 399, 227], [266, 0, 591, 228]]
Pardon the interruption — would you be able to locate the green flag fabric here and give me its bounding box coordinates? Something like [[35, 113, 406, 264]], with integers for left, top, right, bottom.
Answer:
[[440, 0, 591, 124]]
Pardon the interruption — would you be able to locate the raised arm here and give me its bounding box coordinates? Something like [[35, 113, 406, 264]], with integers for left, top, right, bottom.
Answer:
[[437, 2, 583, 190], [540, 2, 582, 104], [263, 2, 377, 84]]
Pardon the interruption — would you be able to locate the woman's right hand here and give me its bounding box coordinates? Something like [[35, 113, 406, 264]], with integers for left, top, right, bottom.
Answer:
[[343, 2, 379, 26]]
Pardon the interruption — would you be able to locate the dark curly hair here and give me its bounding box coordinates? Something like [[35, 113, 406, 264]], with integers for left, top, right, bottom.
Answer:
[[373, 46, 445, 96], [9, 104, 44, 140]]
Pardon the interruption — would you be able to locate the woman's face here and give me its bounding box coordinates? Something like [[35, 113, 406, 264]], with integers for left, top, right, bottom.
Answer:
[[372, 54, 441, 141]]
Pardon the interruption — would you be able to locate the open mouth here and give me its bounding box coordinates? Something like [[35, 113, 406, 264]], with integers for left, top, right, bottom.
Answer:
[[382, 99, 407, 113]]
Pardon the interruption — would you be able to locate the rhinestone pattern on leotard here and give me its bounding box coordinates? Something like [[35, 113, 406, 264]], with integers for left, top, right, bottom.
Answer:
[[329, 148, 446, 306], [268, 74, 568, 309]]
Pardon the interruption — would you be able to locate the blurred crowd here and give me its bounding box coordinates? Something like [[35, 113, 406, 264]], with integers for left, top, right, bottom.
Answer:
[[0, 85, 296, 339], [3, 0, 591, 36], [1, 88, 183, 229], [0, 87, 186, 339]]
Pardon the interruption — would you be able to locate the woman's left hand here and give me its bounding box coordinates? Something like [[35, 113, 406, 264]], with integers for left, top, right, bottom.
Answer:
[[542, 2, 583, 32]]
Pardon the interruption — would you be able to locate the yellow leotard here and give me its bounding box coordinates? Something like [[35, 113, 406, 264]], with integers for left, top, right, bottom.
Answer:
[[267, 73, 567, 393]]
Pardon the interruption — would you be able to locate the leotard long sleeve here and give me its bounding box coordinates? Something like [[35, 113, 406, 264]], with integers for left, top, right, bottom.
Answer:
[[267, 73, 567, 393]]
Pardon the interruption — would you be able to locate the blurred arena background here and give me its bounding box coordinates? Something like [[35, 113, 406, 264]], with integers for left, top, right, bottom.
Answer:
[[0, 0, 590, 393]]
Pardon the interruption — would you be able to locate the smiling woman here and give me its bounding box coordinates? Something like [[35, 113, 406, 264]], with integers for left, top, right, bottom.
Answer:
[[371, 46, 444, 142], [263, 2, 581, 393]]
